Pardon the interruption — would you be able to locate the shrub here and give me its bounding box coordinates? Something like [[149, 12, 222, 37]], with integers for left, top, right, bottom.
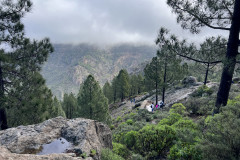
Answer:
[[135, 125, 176, 156], [158, 113, 182, 126], [168, 142, 202, 160], [132, 109, 153, 122], [227, 94, 240, 105], [123, 130, 138, 149], [192, 85, 213, 97], [116, 116, 122, 122], [170, 103, 186, 115], [184, 97, 214, 115], [172, 119, 200, 146], [110, 125, 115, 130], [113, 121, 142, 143], [129, 112, 137, 118], [172, 119, 197, 130], [112, 142, 131, 159], [198, 103, 240, 160], [126, 119, 134, 125], [90, 149, 96, 157], [80, 152, 87, 159], [101, 148, 124, 160]]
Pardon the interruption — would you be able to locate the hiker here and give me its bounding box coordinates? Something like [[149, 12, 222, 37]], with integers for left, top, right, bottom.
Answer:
[[151, 102, 154, 112], [158, 101, 164, 108], [159, 101, 165, 108], [133, 98, 135, 103]]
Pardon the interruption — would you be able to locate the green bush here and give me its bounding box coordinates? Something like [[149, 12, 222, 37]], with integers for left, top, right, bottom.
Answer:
[[133, 109, 153, 122], [170, 103, 186, 115], [126, 119, 134, 125], [135, 125, 176, 156], [110, 125, 115, 130], [80, 152, 87, 159], [173, 119, 201, 146], [192, 85, 213, 97], [123, 130, 138, 149], [184, 97, 214, 115], [158, 113, 182, 126], [199, 103, 240, 160], [101, 148, 124, 160], [90, 149, 96, 157], [227, 94, 240, 105], [129, 112, 137, 118], [116, 116, 122, 122], [112, 142, 131, 159], [172, 119, 197, 130], [168, 142, 202, 160], [113, 120, 143, 143]]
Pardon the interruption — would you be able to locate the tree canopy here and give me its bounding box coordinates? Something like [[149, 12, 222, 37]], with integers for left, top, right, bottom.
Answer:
[[77, 75, 110, 124], [0, 0, 55, 129], [166, 0, 240, 112]]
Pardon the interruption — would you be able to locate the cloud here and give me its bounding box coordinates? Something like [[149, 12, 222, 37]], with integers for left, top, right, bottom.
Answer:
[[22, 0, 228, 45]]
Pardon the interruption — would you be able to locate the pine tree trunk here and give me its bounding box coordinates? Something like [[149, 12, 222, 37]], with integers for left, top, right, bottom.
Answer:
[[113, 88, 116, 103], [121, 92, 124, 102], [155, 63, 158, 105], [90, 86, 92, 119], [162, 62, 167, 103], [215, 0, 240, 113], [0, 63, 8, 130], [204, 63, 210, 85]]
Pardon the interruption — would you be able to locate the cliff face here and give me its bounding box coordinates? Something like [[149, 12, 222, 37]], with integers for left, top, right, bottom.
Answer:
[[0, 117, 112, 160], [41, 43, 156, 99]]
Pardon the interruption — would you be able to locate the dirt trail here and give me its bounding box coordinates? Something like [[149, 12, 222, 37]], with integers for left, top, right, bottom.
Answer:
[[110, 83, 216, 119]]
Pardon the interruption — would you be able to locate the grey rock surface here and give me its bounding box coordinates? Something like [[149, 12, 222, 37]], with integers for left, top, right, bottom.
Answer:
[[0, 117, 112, 160], [182, 76, 197, 85]]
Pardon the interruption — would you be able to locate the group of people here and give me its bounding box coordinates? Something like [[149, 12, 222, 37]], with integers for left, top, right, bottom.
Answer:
[[130, 98, 136, 103], [150, 101, 164, 112]]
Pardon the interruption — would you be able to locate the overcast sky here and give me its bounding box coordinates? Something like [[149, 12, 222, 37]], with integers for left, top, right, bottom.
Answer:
[[22, 0, 228, 45]]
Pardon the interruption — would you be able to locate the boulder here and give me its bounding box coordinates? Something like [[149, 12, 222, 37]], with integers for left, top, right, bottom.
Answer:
[[182, 76, 197, 85], [0, 117, 112, 160]]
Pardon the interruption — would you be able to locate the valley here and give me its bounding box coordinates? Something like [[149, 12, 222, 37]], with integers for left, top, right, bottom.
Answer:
[[41, 43, 156, 99]]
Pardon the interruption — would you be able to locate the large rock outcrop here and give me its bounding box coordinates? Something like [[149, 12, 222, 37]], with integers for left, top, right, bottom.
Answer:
[[0, 117, 112, 160], [182, 76, 198, 86]]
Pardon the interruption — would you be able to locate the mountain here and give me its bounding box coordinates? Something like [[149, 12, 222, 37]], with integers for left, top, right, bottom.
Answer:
[[41, 43, 156, 99]]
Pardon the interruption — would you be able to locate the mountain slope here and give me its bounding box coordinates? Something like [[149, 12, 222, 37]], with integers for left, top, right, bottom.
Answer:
[[41, 43, 156, 99]]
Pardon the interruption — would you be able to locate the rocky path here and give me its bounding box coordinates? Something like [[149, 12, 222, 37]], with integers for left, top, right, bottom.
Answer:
[[110, 82, 217, 119]]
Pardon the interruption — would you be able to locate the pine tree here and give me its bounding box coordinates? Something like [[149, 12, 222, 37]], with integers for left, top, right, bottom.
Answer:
[[144, 57, 162, 105], [157, 46, 188, 103], [77, 75, 110, 124], [111, 76, 118, 103], [103, 81, 113, 104], [6, 72, 55, 127], [129, 74, 138, 96], [166, 0, 240, 112], [62, 93, 77, 119], [198, 37, 227, 84], [0, 0, 54, 129], [52, 97, 66, 118], [117, 69, 130, 102], [136, 74, 144, 94]]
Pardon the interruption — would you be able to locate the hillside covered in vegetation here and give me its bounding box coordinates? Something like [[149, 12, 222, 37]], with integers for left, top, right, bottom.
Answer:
[[41, 44, 155, 99], [1, 0, 240, 160]]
